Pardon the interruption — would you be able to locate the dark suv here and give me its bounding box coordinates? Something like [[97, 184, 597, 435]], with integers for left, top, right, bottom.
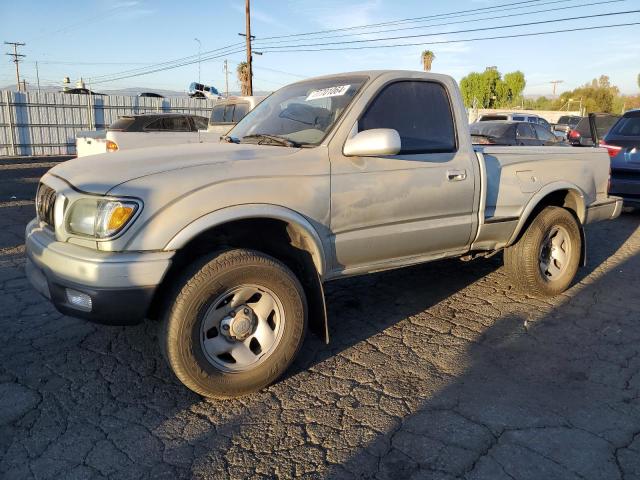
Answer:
[[568, 114, 620, 146], [602, 109, 640, 207]]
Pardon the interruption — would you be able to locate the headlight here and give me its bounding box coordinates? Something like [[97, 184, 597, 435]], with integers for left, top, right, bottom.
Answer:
[[66, 198, 139, 239]]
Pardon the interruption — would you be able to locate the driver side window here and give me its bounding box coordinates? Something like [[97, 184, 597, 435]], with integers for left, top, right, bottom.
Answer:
[[358, 81, 457, 154]]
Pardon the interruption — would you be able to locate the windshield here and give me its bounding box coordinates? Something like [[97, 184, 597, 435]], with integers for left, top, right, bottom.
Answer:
[[609, 113, 640, 137], [558, 116, 581, 126], [108, 117, 135, 131], [469, 122, 513, 138], [228, 76, 367, 146], [479, 115, 507, 121]]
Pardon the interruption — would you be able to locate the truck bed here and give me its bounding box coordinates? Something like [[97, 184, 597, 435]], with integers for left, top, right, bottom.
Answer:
[[472, 145, 611, 251]]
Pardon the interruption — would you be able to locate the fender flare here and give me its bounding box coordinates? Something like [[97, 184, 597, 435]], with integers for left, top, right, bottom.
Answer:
[[506, 182, 586, 247], [164, 203, 328, 277]]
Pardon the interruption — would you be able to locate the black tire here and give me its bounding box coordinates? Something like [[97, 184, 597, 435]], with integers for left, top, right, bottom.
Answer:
[[160, 249, 307, 399], [504, 206, 581, 297]]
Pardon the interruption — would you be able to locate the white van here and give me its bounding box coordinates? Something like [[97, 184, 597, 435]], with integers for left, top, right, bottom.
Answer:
[[207, 96, 265, 137]]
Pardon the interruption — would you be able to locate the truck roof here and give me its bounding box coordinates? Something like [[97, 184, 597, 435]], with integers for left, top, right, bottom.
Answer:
[[286, 70, 455, 85]]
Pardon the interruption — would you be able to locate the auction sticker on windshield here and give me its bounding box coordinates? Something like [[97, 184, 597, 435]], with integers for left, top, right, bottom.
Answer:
[[306, 85, 351, 101]]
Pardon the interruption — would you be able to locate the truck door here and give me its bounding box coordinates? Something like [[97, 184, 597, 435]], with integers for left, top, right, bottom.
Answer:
[[330, 80, 476, 271]]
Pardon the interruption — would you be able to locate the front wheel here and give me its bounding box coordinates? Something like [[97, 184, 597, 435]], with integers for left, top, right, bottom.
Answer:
[[160, 249, 307, 399], [504, 206, 581, 297]]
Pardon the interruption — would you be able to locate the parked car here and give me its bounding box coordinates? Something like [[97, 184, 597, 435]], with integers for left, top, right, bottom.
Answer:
[[470, 120, 566, 146], [477, 112, 553, 130], [76, 113, 212, 157], [601, 109, 640, 207], [208, 96, 265, 137], [553, 115, 582, 137], [62, 87, 104, 96], [27, 70, 621, 399], [568, 113, 620, 146], [138, 92, 164, 98]]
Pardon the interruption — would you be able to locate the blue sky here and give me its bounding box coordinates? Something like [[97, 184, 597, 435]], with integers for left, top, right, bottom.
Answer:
[[2, 0, 639, 95]]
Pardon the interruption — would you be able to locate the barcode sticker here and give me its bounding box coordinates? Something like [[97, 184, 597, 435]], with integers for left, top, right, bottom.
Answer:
[[306, 85, 351, 101]]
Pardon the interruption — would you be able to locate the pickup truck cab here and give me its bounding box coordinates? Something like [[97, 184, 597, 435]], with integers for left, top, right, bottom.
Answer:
[[26, 70, 622, 398], [75, 113, 211, 157]]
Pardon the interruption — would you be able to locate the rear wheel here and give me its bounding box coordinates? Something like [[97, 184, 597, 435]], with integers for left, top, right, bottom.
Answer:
[[504, 206, 581, 297], [160, 249, 307, 399]]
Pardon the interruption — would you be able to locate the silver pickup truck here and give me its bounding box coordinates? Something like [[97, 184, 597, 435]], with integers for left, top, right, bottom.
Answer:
[[25, 70, 622, 398]]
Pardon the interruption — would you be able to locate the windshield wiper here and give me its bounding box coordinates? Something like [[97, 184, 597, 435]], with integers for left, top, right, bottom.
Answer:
[[240, 134, 300, 148]]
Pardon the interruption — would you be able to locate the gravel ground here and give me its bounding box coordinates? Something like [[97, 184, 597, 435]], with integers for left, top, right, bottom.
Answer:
[[1, 157, 639, 480]]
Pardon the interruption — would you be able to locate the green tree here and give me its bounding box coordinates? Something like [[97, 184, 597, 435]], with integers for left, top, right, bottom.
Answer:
[[421, 50, 436, 72], [556, 75, 619, 113], [459, 68, 526, 108], [460, 72, 488, 108], [236, 62, 250, 96], [503, 71, 526, 104]]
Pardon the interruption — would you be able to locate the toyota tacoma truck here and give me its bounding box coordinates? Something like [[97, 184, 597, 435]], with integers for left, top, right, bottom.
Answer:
[[26, 71, 622, 399]]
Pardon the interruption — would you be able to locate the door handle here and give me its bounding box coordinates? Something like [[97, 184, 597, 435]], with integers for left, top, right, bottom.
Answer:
[[447, 169, 467, 181]]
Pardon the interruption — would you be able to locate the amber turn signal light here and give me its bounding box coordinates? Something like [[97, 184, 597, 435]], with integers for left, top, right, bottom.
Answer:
[[106, 140, 119, 152]]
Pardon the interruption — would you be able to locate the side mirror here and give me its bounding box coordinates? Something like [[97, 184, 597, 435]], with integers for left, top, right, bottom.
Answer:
[[343, 128, 401, 156]]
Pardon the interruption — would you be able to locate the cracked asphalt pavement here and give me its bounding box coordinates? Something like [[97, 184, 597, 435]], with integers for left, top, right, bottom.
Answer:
[[1, 156, 639, 479]]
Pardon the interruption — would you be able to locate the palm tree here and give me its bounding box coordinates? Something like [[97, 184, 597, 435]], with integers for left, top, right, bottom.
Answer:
[[421, 50, 436, 72], [237, 62, 250, 96]]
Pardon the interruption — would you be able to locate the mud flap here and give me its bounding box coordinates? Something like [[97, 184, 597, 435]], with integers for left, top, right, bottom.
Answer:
[[580, 224, 587, 267], [307, 272, 329, 344]]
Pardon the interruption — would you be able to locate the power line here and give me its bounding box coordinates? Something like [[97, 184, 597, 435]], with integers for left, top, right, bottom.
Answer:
[[87, 42, 244, 81], [28, 60, 155, 66], [86, 1, 634, 86], [256, 0, 549, 40], [253, 66, 308, 79], [255, 9, 640, 50], [90, 48, 247, 84], [29, 2, 142, 42], [258, 21, 639, 53], [85, 0, 554, 84], [254, 0, 625, 46]]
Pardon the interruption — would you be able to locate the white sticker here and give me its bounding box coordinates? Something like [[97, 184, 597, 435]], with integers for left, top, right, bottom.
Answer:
[[306, 84, 351, 101]]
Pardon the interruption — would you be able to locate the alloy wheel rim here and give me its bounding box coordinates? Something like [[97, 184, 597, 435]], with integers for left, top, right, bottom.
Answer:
[[199, 284, 285, 373], [539, 225, 571, 281]]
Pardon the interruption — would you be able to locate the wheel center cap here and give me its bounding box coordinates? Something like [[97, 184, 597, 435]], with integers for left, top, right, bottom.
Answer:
[[222, 307, 256, 341]]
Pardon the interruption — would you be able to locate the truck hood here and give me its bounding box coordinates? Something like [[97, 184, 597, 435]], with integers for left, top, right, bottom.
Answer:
[[48, 142, 299, 195]]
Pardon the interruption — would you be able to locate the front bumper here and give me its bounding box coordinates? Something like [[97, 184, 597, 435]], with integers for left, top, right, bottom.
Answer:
[[584, 197, 623, 224], [25, 219, 173, 325]]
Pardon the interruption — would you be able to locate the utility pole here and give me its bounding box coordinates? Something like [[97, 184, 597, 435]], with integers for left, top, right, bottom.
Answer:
[[549, 79, 564, 96], [4, 41, 26, 92], [244, 0, 253, 96], [224, 60, 229, 97], [194, 38, 201, 84], [35, 61, 41, 93]]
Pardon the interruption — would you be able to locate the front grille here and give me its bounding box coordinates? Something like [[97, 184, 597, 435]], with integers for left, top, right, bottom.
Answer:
[[36, 183, 56, 227]]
